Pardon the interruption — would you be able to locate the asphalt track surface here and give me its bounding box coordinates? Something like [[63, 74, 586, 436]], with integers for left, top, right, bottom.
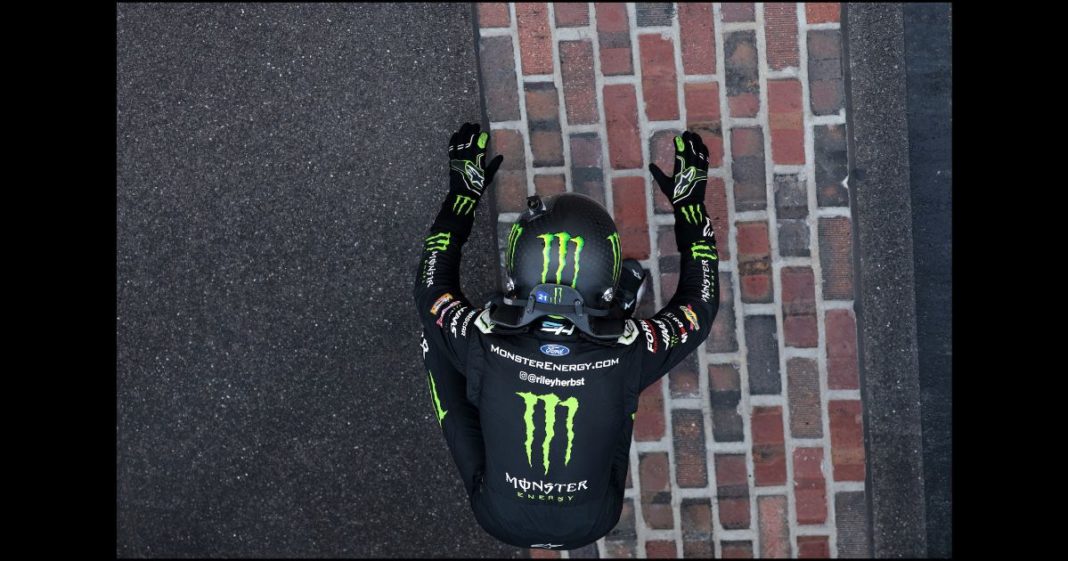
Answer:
[[117, 4, 523, 557]]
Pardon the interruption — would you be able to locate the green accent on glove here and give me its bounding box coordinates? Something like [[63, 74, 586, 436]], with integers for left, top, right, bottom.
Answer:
[[477, 131, 488, 149], [675, 135, 685, 152]]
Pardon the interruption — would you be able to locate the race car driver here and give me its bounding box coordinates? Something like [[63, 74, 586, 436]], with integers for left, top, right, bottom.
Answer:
[[414, 122, 719, 550]]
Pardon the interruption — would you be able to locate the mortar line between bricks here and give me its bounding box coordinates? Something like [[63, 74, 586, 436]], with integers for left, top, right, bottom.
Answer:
[[525, 74, 555, 83], [497, 211, 521, 223], [825, 389, 861, 400], [630, 2, 668, 553], [555, 26, 594, 41], [682, 74, 719, 83], [734, 209, 769, 222], [731, 117, 761, 127], [741, 303, 777, 315], [479, 27, 513, 37], [830, 481, 866, 493], [602, 75, 641, 86], [779, 256, 815, 267], [798, 3, 842, 556], [811, 113, 846, 125], [782, 347, 821, 359], [756, 4, 802, 557], [634, 440, 672, 453], [722, 21, 758, 31], [814, 207, 853, 218], [669, 7, 694, 556], [490, 120, 526, 129], [768, 68, 802, 79], [803, 22, 841, 31], [773, 164, 807, 174], [547, 3, 577, 203], [821, 300, 855, 310], [568, 124, 600, 134], [713, 3, 756, 557]]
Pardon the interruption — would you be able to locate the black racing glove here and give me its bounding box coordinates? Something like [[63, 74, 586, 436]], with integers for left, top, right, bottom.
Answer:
[[648, 130, 710, 209], [446, 122, 504, 216]]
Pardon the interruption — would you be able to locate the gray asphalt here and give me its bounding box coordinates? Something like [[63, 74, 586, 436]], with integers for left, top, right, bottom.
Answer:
[[117, 4, 522, 557]]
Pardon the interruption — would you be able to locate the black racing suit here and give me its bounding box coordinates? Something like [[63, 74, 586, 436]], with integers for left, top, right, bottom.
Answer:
[[413, 192, 719, 550]]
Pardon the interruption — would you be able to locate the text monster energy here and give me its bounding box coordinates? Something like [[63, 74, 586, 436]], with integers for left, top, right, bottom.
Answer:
[[426, 370, 447, 426], [538, 232, 585, 287], [680, 204, 704, 225], [607, 232, 621, 283], [506, 223, 524, 270], [452, 194, 476, 215], [690, 240, 717, 260], [516, 392, 579, 475], [425, 232, 451, 252]]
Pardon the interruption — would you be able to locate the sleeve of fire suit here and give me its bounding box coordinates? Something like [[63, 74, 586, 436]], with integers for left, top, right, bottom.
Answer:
[[412, 193, 484, 374], [635, 202, 720, 392]]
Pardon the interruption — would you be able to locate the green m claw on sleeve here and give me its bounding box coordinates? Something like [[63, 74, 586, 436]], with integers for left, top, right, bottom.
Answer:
[[477, 132, 488, 149]]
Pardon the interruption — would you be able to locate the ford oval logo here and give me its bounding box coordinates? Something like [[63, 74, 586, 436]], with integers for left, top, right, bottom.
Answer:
[[540, 344, 570, 356]]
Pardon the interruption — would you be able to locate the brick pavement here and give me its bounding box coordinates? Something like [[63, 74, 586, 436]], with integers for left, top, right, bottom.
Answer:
[[476, 3, 864, 558]]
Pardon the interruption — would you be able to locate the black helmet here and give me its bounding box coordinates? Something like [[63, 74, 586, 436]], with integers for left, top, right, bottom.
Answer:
[[488, 193, 626, 340]]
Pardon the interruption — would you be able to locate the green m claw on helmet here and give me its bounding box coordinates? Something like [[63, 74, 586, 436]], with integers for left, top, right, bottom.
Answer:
[[477, 131, 488, 149]]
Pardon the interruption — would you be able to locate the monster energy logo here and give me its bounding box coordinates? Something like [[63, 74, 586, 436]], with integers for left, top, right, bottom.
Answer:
[[538, 232, 585, 287], [607, 232, 621, 283], [516, 392, 579, 475], [679, 204, 704, 225], [506, 223, 524, 270], [426, 370, 447, 427], [690, 240, 717, 260], [452, 194, 476, 215], [425, 232, 451, 252]]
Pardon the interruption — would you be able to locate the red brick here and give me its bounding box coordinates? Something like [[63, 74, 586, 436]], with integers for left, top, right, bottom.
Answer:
[[807, 30, 844, 115], [737, 221, 772, 303], [639, 34, 679, 121], [704, 176, 729, 259], [764, 3, 800, 70], [768, 79, 805, 165], [603, 541, 636, 558], [529, 549, 560, 559], [634, 377, 665, 441], [673, 409, 708, 487], [529, 130, 564, 167], [596, 3, 633, 75], [731, 126, 763, 157], [707, 272, 738, 354], [715, 454, 751, 529], [806, 3, 841, 24], [668, 353, 700, 398], [781, 266, 818, 348], [604, 84, 643, 169], [612, 176, 650, 260], [477, 2, 510, 28], [570, 133, 606, 206], [818, 217, 854, 300], [722, 3, 754, 22], [478, 36, 521, 122], [640, 452, 673, 529], [787, 358, 823, 438], [657, 224, 678, 258], [515, 3, 553, 75], [490, 129, 528, 212], [681, 498, 713, 557], [525, 82, 560, 123], [559, 40, 599, 125], [829, 400, 866, 481], [794, 447, 828, 525], [826, 309, 860, 389], [758, 495, 792, 558], [797, 535, 831, 558], [606, 497, 637, 543], [724, 31, 759, 117], [721, 540, 754, 558], [751, 406, 787, 486], [646, 540, 676, 558], [684, 82, 720, 123], [534, 174, 565, 197], [678, 3, 716, 74], [554, 2, 588, 27]]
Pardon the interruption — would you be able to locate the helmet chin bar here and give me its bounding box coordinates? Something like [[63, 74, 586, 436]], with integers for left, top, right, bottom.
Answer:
[[488, 283, 625, 340]]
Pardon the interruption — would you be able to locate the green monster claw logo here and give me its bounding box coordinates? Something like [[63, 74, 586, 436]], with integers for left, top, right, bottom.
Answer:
[[516, 392, 579, 475], [679, 204, 704, 225], [690, 240, 717, 260], [607, 232, 621, 283], [506, 223, 524, 271], [425, 232, 451, 251], [427, 370, 447, 427], [671, 157, 708, 203], [452, 194, 476, 215], [538, 232, 585, 287]]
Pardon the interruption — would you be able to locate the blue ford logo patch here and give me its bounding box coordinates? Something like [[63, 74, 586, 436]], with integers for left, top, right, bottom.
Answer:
[[540, 344, 570, 356]]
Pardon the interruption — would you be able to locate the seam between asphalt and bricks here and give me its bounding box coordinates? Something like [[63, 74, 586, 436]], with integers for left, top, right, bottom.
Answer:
[[476, 3, 861, 558]]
